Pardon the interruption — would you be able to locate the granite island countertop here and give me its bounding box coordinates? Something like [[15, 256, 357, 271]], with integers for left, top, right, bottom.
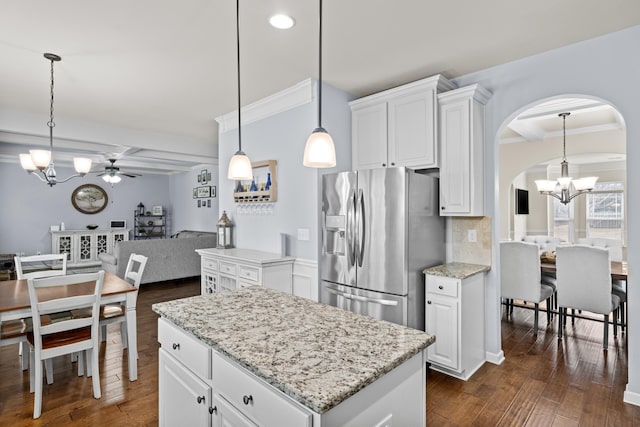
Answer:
[[423, 262, 490, 279], [152, 287, 434, 414]]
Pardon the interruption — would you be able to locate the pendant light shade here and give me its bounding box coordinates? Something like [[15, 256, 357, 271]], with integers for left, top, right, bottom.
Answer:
[[303, 127, 336, 167], [303, 0, 336, 168], [227, 0, 253, 181]]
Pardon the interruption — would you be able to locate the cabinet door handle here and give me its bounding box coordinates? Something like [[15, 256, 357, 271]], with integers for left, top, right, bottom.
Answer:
[[209, 406, 217, 414], [438, 285, 444, 290], [441, 206, 445, 210], [172, 343, 180, 350], [391, 162, 395, 166], [382, 163, 386, 167], [427, 300, 432, 304], [243, 395, 253, 405], [197, 395, 205, 404]]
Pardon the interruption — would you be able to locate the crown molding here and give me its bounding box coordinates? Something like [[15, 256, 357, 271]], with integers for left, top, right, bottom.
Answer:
[[215, 79, 314, 134]]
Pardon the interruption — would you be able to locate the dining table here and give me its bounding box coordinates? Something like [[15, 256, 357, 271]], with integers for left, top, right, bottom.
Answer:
[[0, 270, 139, 381], [541, 260, 628, 281]]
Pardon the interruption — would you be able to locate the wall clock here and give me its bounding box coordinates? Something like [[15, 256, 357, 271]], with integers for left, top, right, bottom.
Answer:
[[71, 184, 108, 214]]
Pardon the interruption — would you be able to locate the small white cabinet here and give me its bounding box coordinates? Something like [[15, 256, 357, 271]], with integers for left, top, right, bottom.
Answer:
[[51, 228, 130, 267], [350, 75, 454, 171], [425, 272, 485, 380], [438, 84, 491, 216], [197, 248, 294, 295]]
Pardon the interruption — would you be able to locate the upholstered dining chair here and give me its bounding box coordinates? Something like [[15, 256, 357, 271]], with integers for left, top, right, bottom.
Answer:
[[555, 245, 620, 349], [26, 271, 104, 419], [577, 237, 626, 331], [500, 241, 555, 334]]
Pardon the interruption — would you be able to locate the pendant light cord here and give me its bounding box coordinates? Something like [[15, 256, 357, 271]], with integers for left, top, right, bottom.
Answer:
[[317, 0, 323, 128], [236, 0, 242, 152], [48, 56, 56, 153], [560, 112, 569, 162]]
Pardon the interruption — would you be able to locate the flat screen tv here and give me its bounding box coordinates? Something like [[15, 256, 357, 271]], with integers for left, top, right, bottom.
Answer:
[[516, 188, 529, 215]]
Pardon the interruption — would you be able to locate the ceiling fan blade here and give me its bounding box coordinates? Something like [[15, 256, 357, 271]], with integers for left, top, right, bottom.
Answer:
[[121, 173, 141, 178]]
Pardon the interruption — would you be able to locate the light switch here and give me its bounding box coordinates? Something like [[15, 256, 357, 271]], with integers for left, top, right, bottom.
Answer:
[[468, 229, 477, 243], [297, 228, 310, 241]]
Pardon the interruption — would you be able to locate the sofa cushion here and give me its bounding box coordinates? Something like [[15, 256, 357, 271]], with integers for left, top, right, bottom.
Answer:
[[98, 253, 117, 265]]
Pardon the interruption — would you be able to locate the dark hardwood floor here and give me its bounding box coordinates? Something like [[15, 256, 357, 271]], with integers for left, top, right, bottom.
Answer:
[[1, 281, 639, 426]]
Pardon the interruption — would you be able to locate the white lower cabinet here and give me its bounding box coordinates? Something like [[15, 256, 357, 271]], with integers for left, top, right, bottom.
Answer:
[[425, 272, 485, 380], [197, 248, 294, 295], [212, 393, 257, 427]]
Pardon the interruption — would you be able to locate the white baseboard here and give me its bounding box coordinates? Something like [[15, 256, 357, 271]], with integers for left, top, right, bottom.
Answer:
[[624, 385, 640, 407], [486, 350, 505, 365]]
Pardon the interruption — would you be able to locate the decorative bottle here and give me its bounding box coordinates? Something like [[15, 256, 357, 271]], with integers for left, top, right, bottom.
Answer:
[[235, 180, 243, 193], [250, 177, 258, 192], [265, 172, 272, 191]]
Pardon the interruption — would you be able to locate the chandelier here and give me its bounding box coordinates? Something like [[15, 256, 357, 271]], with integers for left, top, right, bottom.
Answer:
[[19, 53, 92, 187], [534, 112, 598, 205]]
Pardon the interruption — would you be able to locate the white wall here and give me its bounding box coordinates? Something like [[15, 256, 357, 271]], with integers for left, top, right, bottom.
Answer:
[[169, 164, 219, 234], [217, 80, 352, 261], [0, 162, 171, 254], [453, 25, 640, 403]]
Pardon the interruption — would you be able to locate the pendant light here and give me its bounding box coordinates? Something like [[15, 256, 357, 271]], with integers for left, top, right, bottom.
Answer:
[[534, 112, 598, 204], [227, 0, 253, 180], [303, 0, 336, 168], [19, 53, 92, 186]]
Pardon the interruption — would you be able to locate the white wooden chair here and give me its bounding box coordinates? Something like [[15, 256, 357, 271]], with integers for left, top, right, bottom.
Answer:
[[26, 271, 104, 419], [73, 254, 147, 350], [500, 241, 555, 334], [6, 254, 68, 371], [555, 245, 620, 349]]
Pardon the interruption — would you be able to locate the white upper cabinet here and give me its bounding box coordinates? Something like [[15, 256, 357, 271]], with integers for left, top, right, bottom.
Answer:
[[350, 75, 454, 171], [438, 84, 491, 216]]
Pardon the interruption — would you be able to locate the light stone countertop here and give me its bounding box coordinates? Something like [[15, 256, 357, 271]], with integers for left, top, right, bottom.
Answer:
[[152, 287, 434, 414], [423, 262, 490, 279]]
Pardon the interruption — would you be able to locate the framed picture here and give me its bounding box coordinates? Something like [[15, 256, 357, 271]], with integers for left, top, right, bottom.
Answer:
[[71, 184, 108, 215], [193, 188, 198, 199], [207, 199, 211, 208], [211, 186, 217, 198], [197, 200, 201, 208], [197, 174, 202, 183], [196, 186, 211, 198], [206, 172, 211, 182], [200, 169, 208, 185]]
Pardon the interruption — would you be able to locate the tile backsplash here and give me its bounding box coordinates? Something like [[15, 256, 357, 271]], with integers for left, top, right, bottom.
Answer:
[[451, 216, 492, 266]]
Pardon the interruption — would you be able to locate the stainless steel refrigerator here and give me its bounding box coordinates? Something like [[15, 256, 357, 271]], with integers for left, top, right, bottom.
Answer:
[[320, 167, 445, 331]]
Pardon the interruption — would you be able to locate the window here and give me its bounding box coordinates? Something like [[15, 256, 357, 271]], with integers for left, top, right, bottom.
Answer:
[[586, 182, 624, 241], [553, 197, 573, 242]]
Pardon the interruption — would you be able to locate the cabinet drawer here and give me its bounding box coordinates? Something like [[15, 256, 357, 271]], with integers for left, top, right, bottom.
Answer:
[[238, 266, 259, 283], [202, 257, 218, 271], [158, 318, 211, 379], [426, 275, 459, 298], [212, 352, 312, 426], [219, 262, 237, 276]]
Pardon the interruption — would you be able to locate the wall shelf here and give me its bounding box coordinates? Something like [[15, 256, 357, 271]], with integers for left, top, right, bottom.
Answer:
[[233, 160, 278, 203]]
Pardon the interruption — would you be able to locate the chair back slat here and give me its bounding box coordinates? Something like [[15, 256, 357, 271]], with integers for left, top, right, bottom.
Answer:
[[40, 318, 93, 335], [15, 254, 67, 280], [38, 295, 98, 315]]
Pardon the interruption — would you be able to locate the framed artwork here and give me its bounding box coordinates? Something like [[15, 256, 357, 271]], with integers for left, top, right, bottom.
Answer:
[[193, 188, 198, 199], [207, 199, 211, 208], [197, 174, 202, 183], [71, 184, 108, 215], [197, 200, 201, 208], [211, 186, 217, 198], [196, 186, 211, 198], [200, 169, 209, 185], [206, 172, 211, 182]]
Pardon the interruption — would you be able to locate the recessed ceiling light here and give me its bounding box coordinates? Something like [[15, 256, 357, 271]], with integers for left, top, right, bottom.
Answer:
[[269, 14, 295, 29]]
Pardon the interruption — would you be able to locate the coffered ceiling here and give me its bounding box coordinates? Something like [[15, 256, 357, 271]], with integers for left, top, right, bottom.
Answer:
[[0, 0, 638, 174]]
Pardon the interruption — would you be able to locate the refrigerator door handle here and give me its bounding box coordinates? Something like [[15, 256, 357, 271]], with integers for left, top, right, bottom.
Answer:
[[356, 189, 365, 267], [347, 189, 357, 266], [324, 287, 398, 306]]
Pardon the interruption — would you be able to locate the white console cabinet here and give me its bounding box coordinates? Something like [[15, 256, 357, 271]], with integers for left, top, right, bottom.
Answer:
[[438, 84, 491, 216], [424, 271, 486, 380], [51, 228, 129, 267], [196, 248, 294, 295], [350, 75, 454, 171]]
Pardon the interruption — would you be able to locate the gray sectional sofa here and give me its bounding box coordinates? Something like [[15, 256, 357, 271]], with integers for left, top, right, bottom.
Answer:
[[99, 230, 217, 284]]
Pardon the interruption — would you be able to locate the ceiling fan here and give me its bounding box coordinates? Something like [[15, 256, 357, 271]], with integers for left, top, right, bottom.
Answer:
[[97, 159, 142, 183]]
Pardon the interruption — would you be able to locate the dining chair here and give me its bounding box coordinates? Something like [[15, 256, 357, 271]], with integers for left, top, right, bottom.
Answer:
[[73, 254, 147, 351], [500, 241, 555, 334], [577, 237, 626, 331], [555, 245, 620, 349], [26, 270, 104, 419], [8, 254, 68, 371]]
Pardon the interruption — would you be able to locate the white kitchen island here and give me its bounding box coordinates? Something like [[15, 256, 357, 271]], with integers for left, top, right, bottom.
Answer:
[[152, 286, 434, 426]]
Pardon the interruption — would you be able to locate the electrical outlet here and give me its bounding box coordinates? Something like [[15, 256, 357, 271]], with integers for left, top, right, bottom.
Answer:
[[468, 229, 477, 243], [297, 228, 310, 241]]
